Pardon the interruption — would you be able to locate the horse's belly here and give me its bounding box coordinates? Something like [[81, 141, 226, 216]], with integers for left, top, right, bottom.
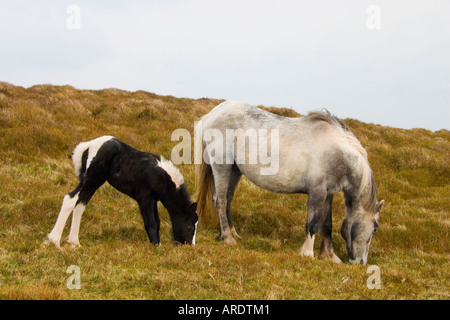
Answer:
[[236, 163, 307, 194]]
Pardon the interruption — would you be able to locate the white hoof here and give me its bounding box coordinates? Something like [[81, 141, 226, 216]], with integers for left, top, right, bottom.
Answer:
[[230, 227, 241, 239], [329, 253, 342, 264], [300, 234, 315, 258], [46, 234, 61, 249], [224, 236, 237, 246], [300, 244, 314, 258], [67, 240, 81, 248]]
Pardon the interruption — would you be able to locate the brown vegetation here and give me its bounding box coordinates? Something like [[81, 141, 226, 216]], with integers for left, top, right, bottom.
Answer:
[[0, 82, 448, 299]]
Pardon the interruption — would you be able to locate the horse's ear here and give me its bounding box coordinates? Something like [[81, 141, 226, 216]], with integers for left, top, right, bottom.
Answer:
[[190, 202, 198, 213], [376, 200, 385, 212]]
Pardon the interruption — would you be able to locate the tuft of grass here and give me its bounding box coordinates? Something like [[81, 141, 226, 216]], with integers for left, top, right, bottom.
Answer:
[[0, 81, 448, 300]]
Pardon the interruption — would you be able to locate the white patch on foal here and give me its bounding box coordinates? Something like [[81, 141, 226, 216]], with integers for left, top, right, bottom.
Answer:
[[47, 193, 79, 248], [67, 203, 87, 247], [157, 156, 184, 188], [192, 221, 198, 246], [72, 135, 114, 176]]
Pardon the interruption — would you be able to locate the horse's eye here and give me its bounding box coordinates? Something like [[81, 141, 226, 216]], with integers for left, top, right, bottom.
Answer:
[[373, 221, 378, 233]]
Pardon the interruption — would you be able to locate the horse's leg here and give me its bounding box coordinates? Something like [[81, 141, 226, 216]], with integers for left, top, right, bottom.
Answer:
[[226, 165, 242, 238], [211, 164, 236, 245], [47, 185, 82, 248], [67, 202, 87, 247], [67, 175, 106, 247], [319, 195, 342, 263], [138, 198, 159, 245], [154, 201, 160, 244], [300, 190, 327, 258]]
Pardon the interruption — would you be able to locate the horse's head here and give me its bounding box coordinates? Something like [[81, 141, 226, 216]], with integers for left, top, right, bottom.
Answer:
[[341, 200, 384, 265], [172, 202, 198, 245]]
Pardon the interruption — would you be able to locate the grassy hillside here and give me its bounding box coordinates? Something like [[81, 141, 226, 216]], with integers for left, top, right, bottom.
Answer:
[[0, 81, 448, 299]]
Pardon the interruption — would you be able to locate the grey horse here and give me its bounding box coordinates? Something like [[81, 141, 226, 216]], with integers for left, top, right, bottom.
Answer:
[[195, 101, 384, 265]]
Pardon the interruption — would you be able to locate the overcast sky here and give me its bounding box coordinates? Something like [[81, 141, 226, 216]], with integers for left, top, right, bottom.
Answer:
[[1, 0, 449, 131]]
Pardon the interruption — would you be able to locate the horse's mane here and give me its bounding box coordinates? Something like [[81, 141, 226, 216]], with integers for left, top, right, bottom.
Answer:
[[305, 109, 348, 131], [158, 156, 185, 189], [306, 109, 377, 209], [306, 110, 369, 159]]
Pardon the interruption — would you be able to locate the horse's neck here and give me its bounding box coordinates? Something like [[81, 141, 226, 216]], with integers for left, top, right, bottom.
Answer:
[[344, 183, 376, 217], [160, 184, 190, 217]]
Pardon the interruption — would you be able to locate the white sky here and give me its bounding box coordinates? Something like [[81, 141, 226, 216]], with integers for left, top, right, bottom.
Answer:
[[1, 0, 449, 130]]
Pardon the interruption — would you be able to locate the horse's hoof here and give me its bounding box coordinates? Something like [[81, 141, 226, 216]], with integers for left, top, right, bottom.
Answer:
[[300, 251, 314, 258], [224, 236, 237, 246], [230, 227, 242, 239], [300, 245, 314, 258], [300, 234, 315, 258], [330, 253, 342, 264], [321, 252, 342, 264], [67, 240, 81, 248], [216, 234, 237, 245], [46, 235, 61, 249], [44, 239, 61, 250], [319, 251, 342, 264]]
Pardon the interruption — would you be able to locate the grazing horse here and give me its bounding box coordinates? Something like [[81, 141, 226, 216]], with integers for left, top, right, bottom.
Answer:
[[195, 101, 384, 265], [47, 136, 198, 248]]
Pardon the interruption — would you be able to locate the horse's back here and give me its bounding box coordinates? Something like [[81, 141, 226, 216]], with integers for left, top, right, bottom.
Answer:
[[200, 101, 365, 195]]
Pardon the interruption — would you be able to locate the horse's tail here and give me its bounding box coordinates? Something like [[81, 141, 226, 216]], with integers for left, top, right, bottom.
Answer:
[[194, 121, 218, 229], [72, 141, 90, 179], [72, 136, 115, 179]]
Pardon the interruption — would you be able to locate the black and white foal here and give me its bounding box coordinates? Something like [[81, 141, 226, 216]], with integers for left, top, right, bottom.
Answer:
[[47, 136, 198, 248]]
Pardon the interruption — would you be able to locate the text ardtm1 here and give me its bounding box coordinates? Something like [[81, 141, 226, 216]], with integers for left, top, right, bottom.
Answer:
[[178, 304, 269, 317]]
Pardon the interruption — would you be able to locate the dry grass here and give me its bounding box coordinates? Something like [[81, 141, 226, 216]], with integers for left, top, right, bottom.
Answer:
[[0, 81, 448, 300]]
